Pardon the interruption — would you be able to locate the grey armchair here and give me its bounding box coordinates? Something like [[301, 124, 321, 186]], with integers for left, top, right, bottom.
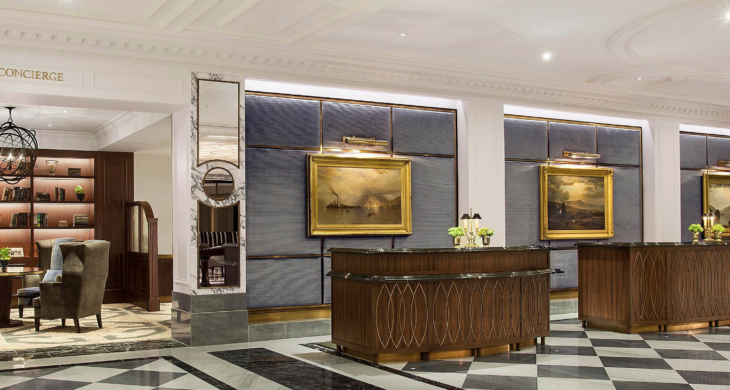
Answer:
[[33, 240, 111, 333], [17, 238, 76, 318]]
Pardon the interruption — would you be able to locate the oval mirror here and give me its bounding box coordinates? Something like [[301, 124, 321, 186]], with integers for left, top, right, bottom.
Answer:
[[203, 168, 234, 201]]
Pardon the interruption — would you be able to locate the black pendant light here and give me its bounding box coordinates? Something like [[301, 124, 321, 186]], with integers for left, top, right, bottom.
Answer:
[[0, 107, 38, 184]]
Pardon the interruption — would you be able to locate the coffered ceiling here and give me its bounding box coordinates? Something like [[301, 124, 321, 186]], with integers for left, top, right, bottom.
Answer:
[[1, 0, 729, 113], [0, 104, 125, 133]]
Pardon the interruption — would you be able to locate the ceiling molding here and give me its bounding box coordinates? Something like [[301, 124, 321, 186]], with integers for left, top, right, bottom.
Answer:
[[169, 0, 220, 32], [1, 27, 729, 126], [141, 0, 169, 21], [216, 0, 261, 28], [159, 0, 197, 29]]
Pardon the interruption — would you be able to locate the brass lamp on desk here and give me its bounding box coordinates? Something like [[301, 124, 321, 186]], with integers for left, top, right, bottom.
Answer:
[[460, 209, 482, 248], [703, 212, 716, 242]]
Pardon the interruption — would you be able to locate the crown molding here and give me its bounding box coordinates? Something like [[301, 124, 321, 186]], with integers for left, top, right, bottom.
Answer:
[[1, 26, 729, 127]]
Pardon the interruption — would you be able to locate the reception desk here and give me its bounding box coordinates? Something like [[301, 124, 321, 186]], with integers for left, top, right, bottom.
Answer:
[[577, 242, 730, 333], [328, 247, 551, 363]]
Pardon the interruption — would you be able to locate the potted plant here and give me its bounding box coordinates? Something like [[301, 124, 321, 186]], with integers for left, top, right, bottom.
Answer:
[[478, 227, 495, 246], [75, 185, 85, 201], [688, 224, 704, 244], [712, 224, 726, 242], [448, 227, 465, 248], [0, 247, 10, 271]]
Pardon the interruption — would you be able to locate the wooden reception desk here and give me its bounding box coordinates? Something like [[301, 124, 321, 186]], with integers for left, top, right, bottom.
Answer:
[[328, 247, 551, 363], [578, 242, 730, 333]]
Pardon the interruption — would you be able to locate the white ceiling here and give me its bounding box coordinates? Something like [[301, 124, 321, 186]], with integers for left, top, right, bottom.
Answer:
[[1, 0, 729, 108], [0, 104, 125, 133]]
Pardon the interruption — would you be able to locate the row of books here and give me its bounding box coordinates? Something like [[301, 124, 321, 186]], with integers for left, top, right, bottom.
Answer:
[[1, 187, 30, 201], [73, 214, 90, 227], [35, 213, 48, 227], [9, 213, 31, 227]]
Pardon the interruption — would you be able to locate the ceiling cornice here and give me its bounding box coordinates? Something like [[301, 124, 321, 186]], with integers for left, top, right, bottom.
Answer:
[[1, 26, 729, 127]]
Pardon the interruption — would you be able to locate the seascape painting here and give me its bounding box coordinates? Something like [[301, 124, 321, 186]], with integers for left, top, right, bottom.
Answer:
[[308, 155, 412, 236], [707, 182, 730, 227]]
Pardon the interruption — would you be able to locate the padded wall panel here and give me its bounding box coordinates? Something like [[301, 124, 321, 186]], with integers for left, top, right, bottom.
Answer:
[[504, 118, 548, 161], [597, 127, 640, 166], [322, 102, 390, 152], [246, 258, 321, 308], [393, 108, 455, 156], [681, 170, 703, 243], [323, 256, 331, 304], [394, 157, 456, 248], [246, 148, 321, 256], [548, 122, 596, 161], [607, 167, 642, 242], [504, 161, 547, 247], [680, 134, 707, 169], [245, 95, 320, 148], [550, 250, 578, 290], [324, 237, 392, 252], [707, 136, 730, 169]]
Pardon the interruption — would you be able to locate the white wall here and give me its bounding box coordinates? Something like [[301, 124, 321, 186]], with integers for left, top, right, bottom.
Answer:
[[134, 149, 173, 255]]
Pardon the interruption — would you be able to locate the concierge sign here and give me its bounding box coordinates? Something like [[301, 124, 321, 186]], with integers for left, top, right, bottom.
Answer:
[[0, 65, 82, 86]]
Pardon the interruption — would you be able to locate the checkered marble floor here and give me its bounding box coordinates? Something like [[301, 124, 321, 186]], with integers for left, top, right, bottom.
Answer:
[[377, 319, 730, 389]]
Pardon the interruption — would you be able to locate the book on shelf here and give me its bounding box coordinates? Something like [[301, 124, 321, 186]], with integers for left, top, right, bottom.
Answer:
[[68, 168, 82, 176], [34, 212, 48, 227], [35, 192, 51, 202], [2, 187, 30, 201], [73, 214, 90, 227], [9, 212, 31, 227]]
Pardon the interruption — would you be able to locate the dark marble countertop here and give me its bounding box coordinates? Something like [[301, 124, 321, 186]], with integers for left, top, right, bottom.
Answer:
[[328, 245, 551, 254], [575, 242, 730, 248]]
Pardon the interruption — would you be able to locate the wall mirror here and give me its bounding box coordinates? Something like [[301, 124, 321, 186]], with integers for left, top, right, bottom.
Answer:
[[203, 168, 234, 201], [197, 201, 240, 288], [197, 79, 239, 166]]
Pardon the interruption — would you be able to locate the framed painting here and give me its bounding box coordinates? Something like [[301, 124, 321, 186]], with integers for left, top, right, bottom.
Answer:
[[308, 155, 412, 236], [703, 173, 730, 238], [540, 165, 614, 240]]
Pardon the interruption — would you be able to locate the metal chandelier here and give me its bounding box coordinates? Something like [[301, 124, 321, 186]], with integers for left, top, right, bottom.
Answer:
[[0, 107, 38, 184]]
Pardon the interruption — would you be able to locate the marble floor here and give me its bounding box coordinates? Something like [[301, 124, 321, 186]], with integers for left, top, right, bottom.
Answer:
[[0, 318, 729, 389]]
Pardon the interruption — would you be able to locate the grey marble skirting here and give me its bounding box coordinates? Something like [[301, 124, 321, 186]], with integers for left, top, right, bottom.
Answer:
[[172, 292, 249, 346]]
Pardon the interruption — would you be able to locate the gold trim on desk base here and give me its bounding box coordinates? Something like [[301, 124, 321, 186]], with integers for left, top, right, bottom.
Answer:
[[580, 318, 730, 334], [550, 289, 578, 300], [249, 304, 331, 323], [341, 344, 514, 364]]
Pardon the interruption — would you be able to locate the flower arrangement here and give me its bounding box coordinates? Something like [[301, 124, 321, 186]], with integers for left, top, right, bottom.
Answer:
[[478, 228, 494, 237], [0, 248, 9, 260], [712, 224, 726, 233], [448, 227, 465, 237], [74, 185, 85, 194], [688, 224, 704, 233]]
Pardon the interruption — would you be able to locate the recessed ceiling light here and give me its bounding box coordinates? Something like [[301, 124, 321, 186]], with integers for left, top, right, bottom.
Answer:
[[48, 124, 52, 127], [62, 110, 67, 113], [399, 33, 407, 36], [726, 11, 730, 20], [542, 52, 552, 60], [637, 77, 642, 80]]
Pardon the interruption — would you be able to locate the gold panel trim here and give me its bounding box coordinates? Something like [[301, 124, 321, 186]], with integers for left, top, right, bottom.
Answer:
[[249, 304, 331, 323], [505, 114, 642, 131]]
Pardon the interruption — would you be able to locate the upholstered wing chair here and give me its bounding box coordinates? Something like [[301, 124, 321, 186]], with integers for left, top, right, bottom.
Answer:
[[17, 238, 76, 318], [33, 240, 111, 333]]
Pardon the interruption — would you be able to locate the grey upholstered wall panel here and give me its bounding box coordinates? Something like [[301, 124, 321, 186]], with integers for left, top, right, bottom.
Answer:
[[245, 95, 320, 148], [323, 256, 331, 304], [550, 250, 578, 290], [597, 127, 640, 166], [246, 258, 321, 308], [394, 157, 456, 248], [607, 167, 642, 242], [681, 170, 703, 243], [680, 134, 707, 169], [707, 136, 730, 169], [392, 108, 455, 156], [246, 148, 321, 256], [548, 122, 596, 161], [324, 237, 392, 252], [504, 161, 547, 247], [322, 102, 390, 152], [504, 118, 548, 161]]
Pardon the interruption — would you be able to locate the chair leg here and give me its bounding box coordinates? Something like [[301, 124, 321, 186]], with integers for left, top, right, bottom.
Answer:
[[34, 317, 40, 332], [18, 305, 23, 318], [73, 318, 80, 333], [96, 314, 102, 328], [61, 319, 66, 327]]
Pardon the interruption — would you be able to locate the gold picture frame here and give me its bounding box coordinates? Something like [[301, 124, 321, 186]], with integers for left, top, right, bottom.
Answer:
[[702, 173, 730, 238], [540, 165, 614, 240], [308, 155, 412, 236]]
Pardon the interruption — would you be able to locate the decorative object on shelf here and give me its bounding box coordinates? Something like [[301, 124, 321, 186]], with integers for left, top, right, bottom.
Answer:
[[718, 161, 730, 167], [448, 227, 465, 248], [688, 224, 704, 244], [562, 151, 601, 159], [74, 185, 85, 201], [34, 192, 50, 201], [712, 224, 725, 242], [72, 214, 89, 227], [703, 212, 717, 242], [58, 220, 68, 228], [702, 174, 730, 239], [540, 166, 614, 240], [8, 247, 23, 257], [0, 107, 38, 185], [478, 227, 495, 246], [308, 155, 412, 236], [45, 159, 58, 176], [0, 247, 9, 271], [203, 168, 234, 201], [342, 136, 389, 147], [460, 209, 482, 248], [67, 167, 81, 176]]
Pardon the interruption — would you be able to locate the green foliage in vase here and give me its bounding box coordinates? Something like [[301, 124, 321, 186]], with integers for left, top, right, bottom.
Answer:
[[74, 185, 85, 194], [448, 227, 465, 237], [712, 224, 726, 233], [688, 224, 704, 233], [478, 228, 495, 237], [0, 247, 10, 260]]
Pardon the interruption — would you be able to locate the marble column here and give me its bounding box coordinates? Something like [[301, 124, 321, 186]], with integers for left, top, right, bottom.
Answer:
[[643, 119, 681, 242]]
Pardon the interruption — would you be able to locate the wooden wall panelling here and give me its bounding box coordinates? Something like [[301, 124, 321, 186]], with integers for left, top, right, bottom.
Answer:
[[95, 152, 134, 304], [159, 255, 173, 302]]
